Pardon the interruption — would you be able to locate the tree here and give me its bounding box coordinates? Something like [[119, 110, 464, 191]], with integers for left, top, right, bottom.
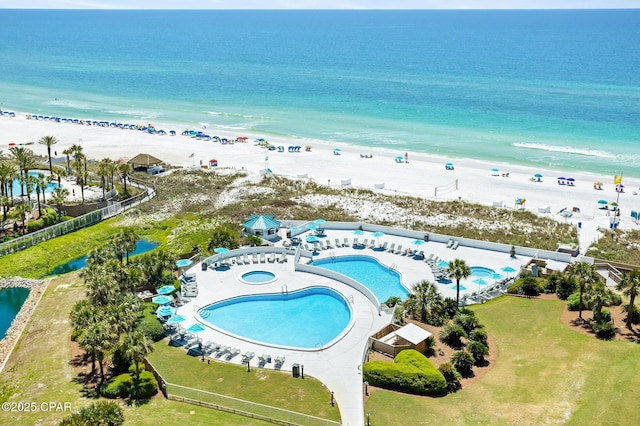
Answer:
[[467, 340, 489, 365], [617, 270, 640, 329], [118, 162, 131, 198], [34, 172, 48, 216], [37, 135, 58, 173], [451, 350, 475, 377], [119, 330, 154, 380], [62, 147, 73, 175], [585, 281, 612, 324], [9, 146, 37, 198], [98, 158, 113, 198], [566, 262, 599, 321], [50, 186, 69, 218], [438, 362, 462, 392], [439, 323, 467, 348], [409, 280, 442, 323], [59, 400, 124, 426], [78, 319, 113, 384], [447, 258, 471, 309], [15, 202, 31, 234], [207, 226, 240, 253]]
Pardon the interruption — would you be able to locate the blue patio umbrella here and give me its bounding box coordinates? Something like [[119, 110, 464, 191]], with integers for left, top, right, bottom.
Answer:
[[501, 266, 517, 273], [473, 278, 488, 286], [156, 305, 176, 317], [306, 223, 319, 231], [314, 219, 326, 225], [371, 231, 385, 246], [152, 295, 173, 305], [167, 315, 186, 324], [214, 247, 230, 254], [306, 235, 320, 243], [187, 323, 206, 334], [157, 285, 176, 295], [451, 284, 467, 291], [176, 258, 192, 268], [412, 239, 425, 246], [597, 199, 608, 205], [437, 260, 449, 268], [289, 226, 301, 233], [489, 273, 504, 280], [534, 173, 543, 178], [352, 229, 365, 235]]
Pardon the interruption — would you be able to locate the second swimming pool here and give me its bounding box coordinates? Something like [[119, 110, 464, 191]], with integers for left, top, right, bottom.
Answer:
[[312, 255, 409, 303]]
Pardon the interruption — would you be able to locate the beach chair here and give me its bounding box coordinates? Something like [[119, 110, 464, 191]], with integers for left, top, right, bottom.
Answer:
[[268, 253, 276, 263], [278, 252, 288, 263], [226, 348, 240, 360], [241, 351, 255, 363], [274, 356, 285, 369], [446, 239, 454, 249], [361, 239, 369, 248], [379, 241, 388, 251], [260, 252, 266, 263], [386, 242, 395, 253], [343, 238, 349, 247], [451, 241, 459, 250], [258, 353, 271, 366], [414, 250, 425, 260], [394, 245, 403, 254], [368, 239, 376, 249], [252, 253, 258, 263], [426, 253, 435, 263], [243, 254, 250, 264], [235, 255, 243, 265], [334, 238, 342, 248], [325, 240, 334, 249], [352, 238, 359, 248]]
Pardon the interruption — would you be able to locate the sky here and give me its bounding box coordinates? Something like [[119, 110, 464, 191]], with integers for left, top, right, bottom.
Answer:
[[3, 0, 640, 9]]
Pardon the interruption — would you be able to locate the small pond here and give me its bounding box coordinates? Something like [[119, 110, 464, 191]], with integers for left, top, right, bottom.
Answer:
[[0, 287, 30, 340]]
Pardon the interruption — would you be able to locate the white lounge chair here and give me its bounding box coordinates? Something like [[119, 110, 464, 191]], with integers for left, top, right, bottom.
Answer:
[[335, 238, 342, 248], [226, 348, 240, 360], [386, 243, 395, 253], [241, 351, 255, 363], [379, 241, 388, 251], [258, 353, 271, 365], [451, 240, 459, 250], [260, 252, 266, 263], [394, 244, 403, 254], [325, 240, 334, 249], [243, 254, 250, 264], [274, 356, 285, 369], [352, 238, 359, 247], [368, 239, 376, 249], [278, 252, 288, 263], [252, 253, 259, 263], [268, 253, 276, 263], [446, 239, 454, 248], [235, 255, 243, 265], [343, 238, 349, 247], [426, 253, 435, 263], [361, 239, 369, 248]]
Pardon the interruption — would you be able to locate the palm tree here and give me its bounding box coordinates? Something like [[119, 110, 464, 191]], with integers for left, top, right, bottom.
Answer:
[[15, 202, 31, 234], [120, 330, 154, 380], [62, 148, 73, 175], [34, 173, 48, 216], [410, 280, 441, 322], [79, 320, 113, 385], [97, 158, 112, 198], [585, 281, 610, 324], [50, 186, 69, 218], [51, 166, 66, 186], [566, 262, 599, 321], [118, 162, 131, 197], [120, 228, 138, 263], [447, 258, 471, 309], [9, 146, 37, 197], [617, 270, 640, 329], [38, 135, 58, 173], [0, 195, 8, 222]]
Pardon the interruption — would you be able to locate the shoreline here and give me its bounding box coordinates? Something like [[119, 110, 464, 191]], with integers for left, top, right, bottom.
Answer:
[[2, 111, 640, 251], [0, 277, 49, 374]]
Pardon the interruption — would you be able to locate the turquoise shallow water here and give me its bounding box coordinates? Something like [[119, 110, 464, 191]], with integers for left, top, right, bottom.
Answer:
[[1, 10, 639, 177], [0, 287, 29, 339]]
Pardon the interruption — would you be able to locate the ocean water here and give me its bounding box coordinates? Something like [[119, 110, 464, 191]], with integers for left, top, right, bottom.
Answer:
[[0, 9, 639, 177]]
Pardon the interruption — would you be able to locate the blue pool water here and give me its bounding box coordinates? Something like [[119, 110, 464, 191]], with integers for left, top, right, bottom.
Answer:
[[0, 287, 30, 340], [199, 287, 350, 349], [10, 171, 59, 196], [240, 270, 276, 284], [312, 255, 409, 303], [470, 266, 497, 278], [50, 239, 159, 275]]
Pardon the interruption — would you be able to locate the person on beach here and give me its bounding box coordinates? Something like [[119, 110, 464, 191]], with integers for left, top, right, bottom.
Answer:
[[404, 152, 409, 163]]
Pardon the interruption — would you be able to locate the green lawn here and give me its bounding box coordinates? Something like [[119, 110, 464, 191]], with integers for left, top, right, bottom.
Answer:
[[365, 296, 640, 425]]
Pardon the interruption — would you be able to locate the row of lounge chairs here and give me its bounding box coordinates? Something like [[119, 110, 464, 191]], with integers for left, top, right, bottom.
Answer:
[[231, 252, 288, 265], [180, 272, 198, 298], [446, 239, 460, 250]]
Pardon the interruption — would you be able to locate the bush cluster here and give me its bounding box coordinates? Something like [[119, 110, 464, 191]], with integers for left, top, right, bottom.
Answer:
[[137, 307, 166, 342], [363, 349, 447, 396], [101, 370, 158, 399], [507, 276, 543, 296]]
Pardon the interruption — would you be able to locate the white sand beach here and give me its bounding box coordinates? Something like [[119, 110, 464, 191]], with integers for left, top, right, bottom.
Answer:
[[2, 113, 639, 251]]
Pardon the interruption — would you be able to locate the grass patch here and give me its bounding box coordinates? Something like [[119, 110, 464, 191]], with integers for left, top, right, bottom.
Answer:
[[586, 228, 640, 265], [365, 296, 640, 424], [147, 343, 341, 422]]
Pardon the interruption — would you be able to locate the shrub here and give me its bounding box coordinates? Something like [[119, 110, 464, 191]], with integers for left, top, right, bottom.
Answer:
[[101, 374, 133, 399], [593, 321, 616, 340], [59, 400, 124, 426], [451, 350, 475, 377], [544, 272, 562, 294], [363, 349, 447, 396], [556, 276, 577, 300], [622, 304, 640, 325], [567, 292, 593, 311], [26, 218, 45, 232], [244, 235, 263, 247], [599, 308, 612, 324], [467, 340, 489, 365], [137, 312, 165, 342], [453, 313, 480, 334], [130, 371, 158, 399], [440, 298, 458, 319], [438, 362, 462, 392], [385, 296, 402, 307], [111, 348, 131, 374], [439, 323, 467, 348], [468, 328, 488, 347]]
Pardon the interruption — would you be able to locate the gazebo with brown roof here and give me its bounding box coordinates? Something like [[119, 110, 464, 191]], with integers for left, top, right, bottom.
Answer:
[[128, 153, 164, 171]]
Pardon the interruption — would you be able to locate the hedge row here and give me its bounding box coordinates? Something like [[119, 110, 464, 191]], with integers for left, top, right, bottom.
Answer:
[[101, 370, 158, 399], [363, 349, 447, 396]]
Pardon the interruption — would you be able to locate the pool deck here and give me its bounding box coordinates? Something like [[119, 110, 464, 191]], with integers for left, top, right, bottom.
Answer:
[[174, 228, 555, 426]]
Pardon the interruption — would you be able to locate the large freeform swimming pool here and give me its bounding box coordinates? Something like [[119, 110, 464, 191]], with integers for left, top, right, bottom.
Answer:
[[312, 255, 409, 303], [198, 287, 351, 349]]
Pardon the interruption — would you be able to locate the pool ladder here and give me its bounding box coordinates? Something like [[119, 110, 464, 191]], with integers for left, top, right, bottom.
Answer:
[[390, 263, 397, 270], [347, 295, 354, 304], [281, 284, 288, 294]]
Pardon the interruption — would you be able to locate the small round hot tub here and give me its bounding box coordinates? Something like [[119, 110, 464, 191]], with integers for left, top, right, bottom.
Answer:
[[240, 270, 277, 285]]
